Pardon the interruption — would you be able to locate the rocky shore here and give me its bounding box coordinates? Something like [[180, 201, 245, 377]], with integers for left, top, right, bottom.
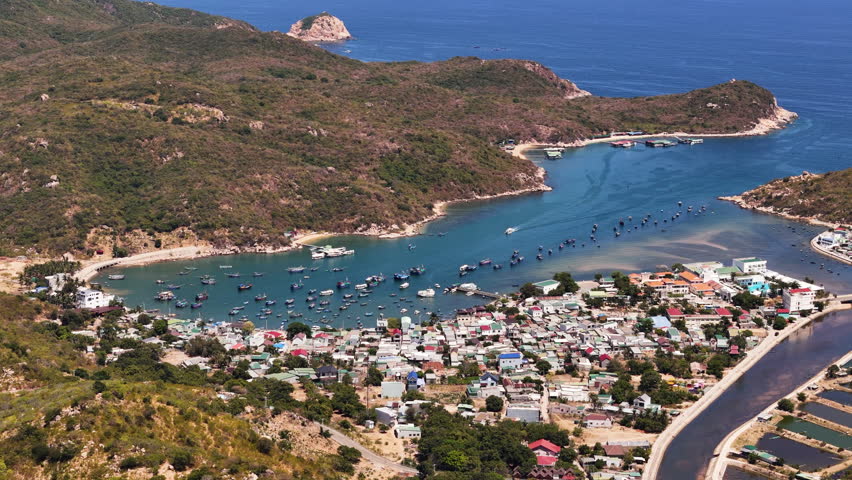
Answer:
[[286, 12, 351, 42]]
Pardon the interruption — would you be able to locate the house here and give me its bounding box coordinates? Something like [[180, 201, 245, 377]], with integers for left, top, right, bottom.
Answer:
[[533, 280, 561, 295], [75, 287, 115, 309], [583, 413, 612, 428], [689, 283, 715, 297], [733, 257, 767, 274], [375, 407, 398, 426], [316, 365, 338, 383], [528, 439, 561, 466], [394, 424, 422, 439], [479, 372, 500, 387], [498, 352, 523, 371], [407, 371, 425, 390], [783, 288, 815, 313], [380, 381, 405, 398], [506, 404, 541, 423], [633, 393, 652, 410]]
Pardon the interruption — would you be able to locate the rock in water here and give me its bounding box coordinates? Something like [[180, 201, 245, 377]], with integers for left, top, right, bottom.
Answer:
[[287, 12, 351, 42]]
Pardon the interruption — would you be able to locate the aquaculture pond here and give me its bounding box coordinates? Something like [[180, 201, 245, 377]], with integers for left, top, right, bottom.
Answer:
[[818, 390, 852, 407], [802, 402, 852, 429], [756, 433, 843, 471], [776, 416, 852, 449]]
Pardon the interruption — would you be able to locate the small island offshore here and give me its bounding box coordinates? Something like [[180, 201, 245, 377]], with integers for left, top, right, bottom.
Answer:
[[287, 12, 352, 42]]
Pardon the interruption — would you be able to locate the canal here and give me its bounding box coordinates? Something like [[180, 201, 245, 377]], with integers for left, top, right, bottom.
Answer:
[[657, 310, 852, 479]]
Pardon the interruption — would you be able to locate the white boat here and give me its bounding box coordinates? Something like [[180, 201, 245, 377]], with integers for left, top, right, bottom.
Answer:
[[417, 288, 435, 298], [108, 274, 125, 280], [311, 251, 325, 260], [355, 283, 368, 290], [459, 264, 469, 272], [399, 282, 410, 290], [458, 283, 478, 292], [505, 227, 517, 235], [219, 265, 233, 269], [319, 289, 334, 296]]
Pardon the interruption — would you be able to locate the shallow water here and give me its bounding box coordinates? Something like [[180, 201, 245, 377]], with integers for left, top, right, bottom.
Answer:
[[776, 415, 852, 449]]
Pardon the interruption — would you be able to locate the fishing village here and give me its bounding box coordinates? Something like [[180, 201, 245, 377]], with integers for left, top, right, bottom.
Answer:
[[30, 250, 852, 480]]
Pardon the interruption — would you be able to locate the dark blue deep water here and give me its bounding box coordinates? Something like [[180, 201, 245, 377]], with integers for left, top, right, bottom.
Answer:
[[113, 3, 852, 477]]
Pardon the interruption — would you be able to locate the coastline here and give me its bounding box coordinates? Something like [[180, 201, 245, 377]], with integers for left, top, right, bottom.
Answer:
[[719, 194, 839, 229], [706, 348, 852, 480], [810, 234, 852, 266], [642, 302, 851, 480], [512, 105, 797, 161]]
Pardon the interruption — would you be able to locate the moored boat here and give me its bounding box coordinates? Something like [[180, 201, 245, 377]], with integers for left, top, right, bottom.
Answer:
[[399, 282, 410, 290], [238, 283, 253, 291], [108, 274, 125, 280], [195, 292, 208, 301], [287, 266, 306, 273], [417, 288, 435, 298]]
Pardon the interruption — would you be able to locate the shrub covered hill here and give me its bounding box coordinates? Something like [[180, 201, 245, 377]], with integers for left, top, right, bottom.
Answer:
[[727, 168, 852, 225], [0, 0, 785, 253]]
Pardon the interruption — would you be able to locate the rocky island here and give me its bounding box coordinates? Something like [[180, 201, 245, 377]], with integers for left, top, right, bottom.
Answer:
[[287, 12, 352, 42]]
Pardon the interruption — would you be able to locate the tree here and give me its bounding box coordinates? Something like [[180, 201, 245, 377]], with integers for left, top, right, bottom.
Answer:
[[827, 365, 840, 378], [535, 359, 551, 376], [639, 370, 662, 392], [777, 398, 795, 412], [553, 272, 580, 294], [636, 318, 654, 334], [773, 317, 787, 330], [519, 283, 542, 299], [241, 320, 255, 337], [485, 395, 504, 412], [286, 322, 311, 339], [152, 318, 168, 336], [796, 392, 806, 402], [364, 366, 384, 386]]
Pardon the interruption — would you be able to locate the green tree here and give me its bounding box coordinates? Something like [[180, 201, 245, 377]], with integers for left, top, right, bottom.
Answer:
[[827, 364, 840, 378], [639, 370, 662, 392], [241, 320, 255, 337], [286, 322, 311, 339], [364, 366, 384, 386], [777, 398, 795, 412], [636, 318, 655, 334], [152, 318, 168, 336], [519, 283, 542, 299], [485, 395, 504, 412], [535, 359, 551, 376]]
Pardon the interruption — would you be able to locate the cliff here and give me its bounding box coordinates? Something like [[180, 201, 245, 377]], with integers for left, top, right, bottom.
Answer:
[[287, 12, 352, 42]]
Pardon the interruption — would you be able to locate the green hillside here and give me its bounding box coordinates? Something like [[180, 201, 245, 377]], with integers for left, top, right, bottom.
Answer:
[[0, 0, 784, 254], [736, 168, 852, 224]]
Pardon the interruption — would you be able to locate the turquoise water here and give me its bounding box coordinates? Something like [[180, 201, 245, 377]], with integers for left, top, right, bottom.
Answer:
[[756, 433, 842, 471], [776, 415, 852, 449], [105, 0, 852, 324]]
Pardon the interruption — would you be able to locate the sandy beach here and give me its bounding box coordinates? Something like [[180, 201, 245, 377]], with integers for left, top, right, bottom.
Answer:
[[642, 301, 852, 480], [513, 105, 797, 161]]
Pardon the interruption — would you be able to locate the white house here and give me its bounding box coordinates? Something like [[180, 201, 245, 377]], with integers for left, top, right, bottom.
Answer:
[[394, 424, 422, 439], [75, 287, 115, 309], [583, 413, 612, 428], [380, 381, 405, 398], [498, 352, 523, 371], [783, 288, 815, 313], [733, 257, 767, 275], [533, 280, 560, 295]]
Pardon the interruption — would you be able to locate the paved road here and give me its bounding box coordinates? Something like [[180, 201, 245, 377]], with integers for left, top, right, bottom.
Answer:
[[315, 422, 418, 475]]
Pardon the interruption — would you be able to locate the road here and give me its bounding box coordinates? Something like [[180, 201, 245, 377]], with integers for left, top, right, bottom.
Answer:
[[315, 422, 418, 475]]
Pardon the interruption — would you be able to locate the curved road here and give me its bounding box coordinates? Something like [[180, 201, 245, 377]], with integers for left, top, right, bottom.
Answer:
[[315, 422, 418, 475]]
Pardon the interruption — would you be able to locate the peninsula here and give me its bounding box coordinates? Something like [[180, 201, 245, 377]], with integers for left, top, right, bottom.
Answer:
[[0, 0, 795, 260], [721, 168, 852, 226], [287, 12, 352, 42]]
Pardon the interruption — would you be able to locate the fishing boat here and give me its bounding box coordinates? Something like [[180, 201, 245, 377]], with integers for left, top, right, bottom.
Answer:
[[265, 299, 277, 306], [343, 293, 354, 299], [478, 258, 492, 266], [310, 266, 319, 272], [219, 265, 233, 269], [289, 312, 304, 318], [167, 284, 182, 290], [254, 294, 267, 301], [319, 300, 330, 306], [678, 137, 704, 145], [200, 277, 216, 285], [306, 296, 317, 302], [332, 267, 345, 272], [417, 288, 435, 298], [337, 280, 350, 289], [319, 289, 334, 296], [308, 303, 316, 309], [290, 282, 303, 290], [536, 253, 543, 260], [285, 299, 295, 305], [238, 283, 253, 291], [226, 272, 241, 278], [409, 266, 426, 275], [311, 251, 326, 260], [156, 291, 175, 301], [253, 272, 264, 277], [505, 227, 517, 235], [394, 272, 410, 281], [287, 266, 306, 273], [308, 288, 318, 295], [400, 282, 410, 290], [228, 309, 239, 316], [493, 264, 503, 270], [155, 279, 165, 284], [108, 274, 125, 280], [175, 300, 189, 308], [358, 292, 370, 298], [355, 283, 368, 290], [195, 292, 209, 301], [190, 302, 203, 309]]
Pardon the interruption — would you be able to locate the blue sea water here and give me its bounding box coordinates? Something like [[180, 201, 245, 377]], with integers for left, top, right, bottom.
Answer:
[[108, 0, 852, 324], [110, 1, 852, 479]]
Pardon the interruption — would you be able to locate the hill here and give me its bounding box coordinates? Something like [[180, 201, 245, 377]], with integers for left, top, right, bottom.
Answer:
[[722, 169, 852, 225], [0, 0, 792, 255]]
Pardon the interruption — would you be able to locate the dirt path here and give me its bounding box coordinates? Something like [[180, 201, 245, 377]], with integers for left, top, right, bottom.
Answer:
[[315, 422, 418, 475]]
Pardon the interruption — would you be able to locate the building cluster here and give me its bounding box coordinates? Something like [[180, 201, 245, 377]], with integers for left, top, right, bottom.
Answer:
[[70, 256, 825, 478]]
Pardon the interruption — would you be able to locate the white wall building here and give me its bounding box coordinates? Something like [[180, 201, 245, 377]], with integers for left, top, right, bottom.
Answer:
[[783, 288, 815, 313], [75, 287, 115, 309], [733, 257, 767, 275]]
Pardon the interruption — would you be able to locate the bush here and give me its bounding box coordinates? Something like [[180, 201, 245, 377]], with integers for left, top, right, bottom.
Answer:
[[778, 398, 795, 412], [187, 467, 216, 480], [119, 456, 142, 470], [337, 445, 362, 464], [92, 380, 107, 393], [256, 437, 274, 455], [171, 449, 194, 471]]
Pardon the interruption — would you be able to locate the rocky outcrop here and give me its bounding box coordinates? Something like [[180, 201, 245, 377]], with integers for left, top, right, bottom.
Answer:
[[520, 61, 591, 99], [287, 12, 351, 42]]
